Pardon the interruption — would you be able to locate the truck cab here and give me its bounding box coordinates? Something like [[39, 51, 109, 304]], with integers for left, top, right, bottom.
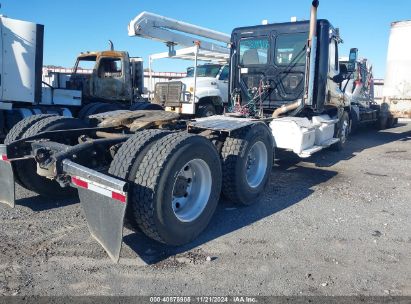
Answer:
[[153, 63, 229, 117], [185, 63, 229, 104], [67, 50, 144, 104], [229, 19, 350, 115], [227, 17, 353, 156]]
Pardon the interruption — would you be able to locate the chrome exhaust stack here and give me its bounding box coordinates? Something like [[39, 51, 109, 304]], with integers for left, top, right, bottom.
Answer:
[[304, 0, 319, 106], [309, 0, 319, 41]]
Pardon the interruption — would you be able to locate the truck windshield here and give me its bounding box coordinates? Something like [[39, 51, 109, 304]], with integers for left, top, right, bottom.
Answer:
[[275, 32, 307, 65], [239, 37, 269, 65], [74, 56, 97, 74], [186, 64, 222, 77]]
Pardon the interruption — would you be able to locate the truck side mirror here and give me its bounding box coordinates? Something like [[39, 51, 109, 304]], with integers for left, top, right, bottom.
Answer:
[[347, 48, 358, 72], [332, 74, 344, 84]]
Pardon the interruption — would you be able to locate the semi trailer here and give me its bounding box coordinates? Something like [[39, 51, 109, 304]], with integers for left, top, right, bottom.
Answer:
[[0, 15, 79, 139], [381, 20, 411, 120], [0, 0, 355, 262]]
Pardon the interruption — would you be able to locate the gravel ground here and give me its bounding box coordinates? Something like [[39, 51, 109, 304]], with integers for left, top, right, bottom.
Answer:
[[0, 122, 410, 296]]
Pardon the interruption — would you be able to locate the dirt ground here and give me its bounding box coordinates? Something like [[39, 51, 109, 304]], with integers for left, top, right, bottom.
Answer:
[[0, 121, 410, 296]]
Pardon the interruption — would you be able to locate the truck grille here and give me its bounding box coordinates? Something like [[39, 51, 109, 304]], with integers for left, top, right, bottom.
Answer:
[[153, 81, 183, 107]]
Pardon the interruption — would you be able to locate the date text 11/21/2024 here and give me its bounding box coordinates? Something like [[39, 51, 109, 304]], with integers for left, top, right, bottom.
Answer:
[[149, 297, 257, 303]]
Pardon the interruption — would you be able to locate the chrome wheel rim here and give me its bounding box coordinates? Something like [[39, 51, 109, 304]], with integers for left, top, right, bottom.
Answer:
[[172, 159, 212, 222], [245, 141, 268, 188]]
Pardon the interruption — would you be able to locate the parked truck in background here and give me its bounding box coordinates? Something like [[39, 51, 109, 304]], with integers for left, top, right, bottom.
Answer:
[[0, 1, 357, 262], [153, 63, 229, 117], [128, 11, 231, 117], [339, 49, 387, 131], [63, 47, 163, 119], [382, 20, 411, 121]]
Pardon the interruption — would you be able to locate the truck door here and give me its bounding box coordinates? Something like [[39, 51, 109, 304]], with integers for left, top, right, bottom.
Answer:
[[326, 38, 345, 107], [217, 65, 229, 103], [92, 54, 132, 102]]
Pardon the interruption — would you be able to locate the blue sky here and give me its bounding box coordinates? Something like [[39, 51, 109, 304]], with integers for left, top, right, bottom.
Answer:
[[2, 0, 410, 78]]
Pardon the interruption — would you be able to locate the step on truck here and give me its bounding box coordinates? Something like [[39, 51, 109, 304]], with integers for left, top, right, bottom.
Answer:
[[0, 1, 354, 262]]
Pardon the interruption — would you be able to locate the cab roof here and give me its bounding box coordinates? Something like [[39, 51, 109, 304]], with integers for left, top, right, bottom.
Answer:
[[231, 19, 334, 38]]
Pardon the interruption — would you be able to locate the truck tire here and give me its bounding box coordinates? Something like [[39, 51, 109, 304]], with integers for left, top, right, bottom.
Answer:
[[377, 115, 388, 130], [108, 129, 171, 230], [387, 116, 398, 128], [130, 102, 145, 110], [197, 103, 216, 117], [131, 132, 222, 245], [4, 114, 55, 188], [4, 114, 55, 144], [393, 118, 399, 127], [80, 102, 123, 121], [130, 102, 163, 111], [15, 116, 87, 197], [78, 102, 104, 120], [331, 111, 350, 151], [221, 123, 273, 205], [349, 108, 359, 134]]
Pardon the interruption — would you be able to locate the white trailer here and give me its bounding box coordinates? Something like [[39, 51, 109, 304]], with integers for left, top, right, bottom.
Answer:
[[382, 20, 411, 119], [0, 15, 85, 139]]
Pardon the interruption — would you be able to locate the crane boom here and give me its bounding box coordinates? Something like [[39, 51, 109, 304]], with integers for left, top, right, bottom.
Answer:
[[128, 11, 230, 54]]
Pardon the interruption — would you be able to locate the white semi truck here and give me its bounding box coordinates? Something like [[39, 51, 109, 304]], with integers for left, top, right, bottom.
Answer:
[[152, 63, 229, 116], [1, 1, 364, 263]]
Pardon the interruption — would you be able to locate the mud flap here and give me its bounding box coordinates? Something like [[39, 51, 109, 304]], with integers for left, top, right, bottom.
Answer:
[[78, 188, 128, 262], [62, 159, 128, 263], [0, 158, 15, 208]]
